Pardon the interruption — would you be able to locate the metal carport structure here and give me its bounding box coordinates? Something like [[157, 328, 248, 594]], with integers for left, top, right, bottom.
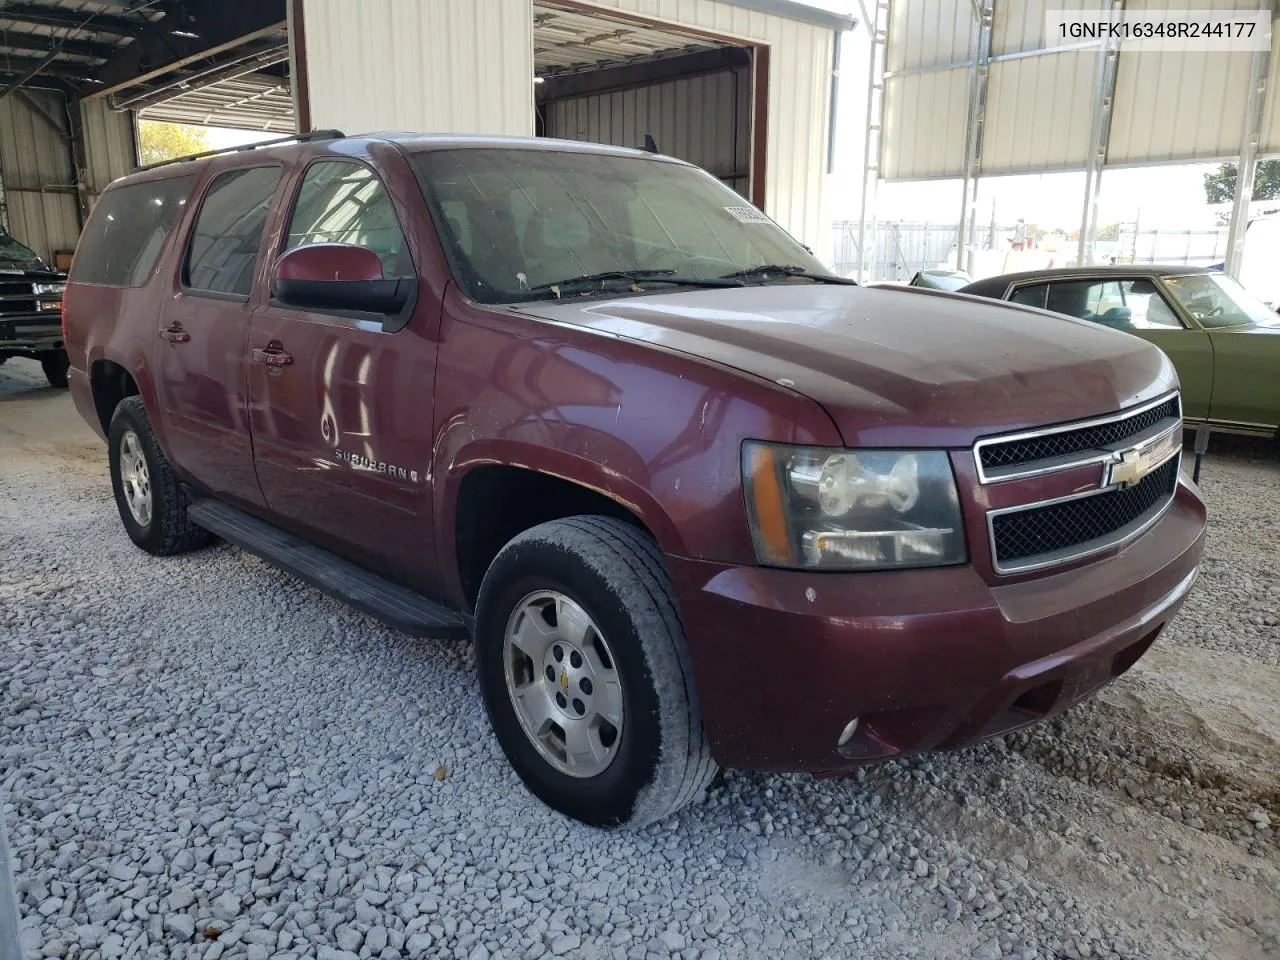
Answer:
[[862, 0, 1279, 281]]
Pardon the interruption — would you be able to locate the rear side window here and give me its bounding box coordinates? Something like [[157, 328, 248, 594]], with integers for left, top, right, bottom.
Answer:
[[1010, 284, 1047, 309], [70, 176, 194, 286], [184, 166, 282, 297]]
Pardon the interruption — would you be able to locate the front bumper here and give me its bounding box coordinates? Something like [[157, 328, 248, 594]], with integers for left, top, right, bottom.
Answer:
[[670, 479, 1206, 772], [0, 313, 62, 352]]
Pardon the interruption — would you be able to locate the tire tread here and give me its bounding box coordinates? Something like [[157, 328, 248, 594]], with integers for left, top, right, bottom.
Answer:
[[110, 396, 212, 556]]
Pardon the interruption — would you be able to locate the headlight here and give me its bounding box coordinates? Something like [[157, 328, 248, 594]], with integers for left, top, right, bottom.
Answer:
[[33, 283, 65, 296], [743, 442, 967, 571]]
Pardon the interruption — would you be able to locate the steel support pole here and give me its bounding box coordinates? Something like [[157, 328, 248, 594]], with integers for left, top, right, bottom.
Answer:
[[1224, 45, 1270, 279], [1078, 0, 1124, 267], [957, 0, 993, 275], [856, 0, 886, 282]]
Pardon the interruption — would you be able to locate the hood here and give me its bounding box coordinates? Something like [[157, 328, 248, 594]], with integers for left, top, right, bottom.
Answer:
[[0, 265, 64, 282], [514, 284, 1177, 448]]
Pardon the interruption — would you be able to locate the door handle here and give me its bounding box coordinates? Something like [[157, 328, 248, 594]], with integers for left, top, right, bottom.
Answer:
[[251, 345, 293, 367], [160, 323, 190, 344]]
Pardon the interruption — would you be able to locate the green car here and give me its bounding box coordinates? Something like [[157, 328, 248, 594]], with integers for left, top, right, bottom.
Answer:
[[959, 266, 1280, 437]]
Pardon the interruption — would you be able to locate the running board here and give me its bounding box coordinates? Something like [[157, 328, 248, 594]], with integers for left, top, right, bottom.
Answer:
[[187, 499, 469, 639]]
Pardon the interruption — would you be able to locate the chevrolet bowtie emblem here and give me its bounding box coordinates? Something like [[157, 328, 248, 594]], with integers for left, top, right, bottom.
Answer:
[[560, 670, 569, 694], [1106, 429, 1179, 489]]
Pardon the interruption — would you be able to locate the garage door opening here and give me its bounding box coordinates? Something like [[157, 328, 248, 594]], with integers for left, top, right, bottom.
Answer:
[[532, 2, 766, 208]]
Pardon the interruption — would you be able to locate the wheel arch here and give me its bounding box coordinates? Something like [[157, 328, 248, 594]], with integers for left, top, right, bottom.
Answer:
[[445, 451, 682, 612]]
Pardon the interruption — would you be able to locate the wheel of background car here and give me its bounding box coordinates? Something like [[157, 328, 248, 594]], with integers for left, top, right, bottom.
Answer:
[[107, 396, 214, 556], [474, 516, 717, 828], [39, 351, 68, 388]]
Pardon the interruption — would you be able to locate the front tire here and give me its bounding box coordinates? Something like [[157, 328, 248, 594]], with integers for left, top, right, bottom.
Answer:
[[108, 396, 212, 556], [39, 350, 69, 388], [475, 516, 716, 828]]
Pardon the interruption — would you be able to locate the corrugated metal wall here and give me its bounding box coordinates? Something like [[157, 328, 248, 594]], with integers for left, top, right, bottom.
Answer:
[[0, 89, 79, 264], [81, 99, 137, 201], [301, 0, 535, 137], [881, 0, 1277, 179], [542, 66, 752, 195]]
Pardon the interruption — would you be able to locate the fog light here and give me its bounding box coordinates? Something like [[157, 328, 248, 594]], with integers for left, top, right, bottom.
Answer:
[[837, 718, 861, 747]]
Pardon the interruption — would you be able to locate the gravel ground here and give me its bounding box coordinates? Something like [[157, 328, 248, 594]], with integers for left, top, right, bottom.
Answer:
[[2, 355, 1278, 960]]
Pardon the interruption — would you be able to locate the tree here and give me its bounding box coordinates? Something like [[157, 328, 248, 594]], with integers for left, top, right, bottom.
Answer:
[[1203, 159, 1280, 205], [137, 120, 209, 166], [1097, 223, 1120, 241]]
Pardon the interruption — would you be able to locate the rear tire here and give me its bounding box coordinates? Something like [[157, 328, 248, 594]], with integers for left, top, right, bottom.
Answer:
[[475, 516, 716, 828], [39, 350, 69, 388], [108, 396, 213, 556]]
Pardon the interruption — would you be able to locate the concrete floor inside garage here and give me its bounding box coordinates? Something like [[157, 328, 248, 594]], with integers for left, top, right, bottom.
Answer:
[[1, 356, 1278, 960]]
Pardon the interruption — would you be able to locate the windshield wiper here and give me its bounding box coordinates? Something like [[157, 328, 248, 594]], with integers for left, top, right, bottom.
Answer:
[[719, 264, 858, 285], [525, 269, 744, 299]]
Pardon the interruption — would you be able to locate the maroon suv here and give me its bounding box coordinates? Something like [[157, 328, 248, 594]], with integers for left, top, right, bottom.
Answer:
[[63, 133, 1205, 827]]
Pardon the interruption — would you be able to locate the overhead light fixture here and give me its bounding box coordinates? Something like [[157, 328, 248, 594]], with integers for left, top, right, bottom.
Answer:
[[533, 76, 545, 84], [171, 29, 200, 39]]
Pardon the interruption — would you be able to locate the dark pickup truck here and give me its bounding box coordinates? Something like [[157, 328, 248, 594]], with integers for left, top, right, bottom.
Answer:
[[0, 232, 68, 386], [63, 133, 1206, 827]]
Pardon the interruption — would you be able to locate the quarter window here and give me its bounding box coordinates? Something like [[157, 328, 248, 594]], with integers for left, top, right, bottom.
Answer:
[[284, 161, 412, 278], [70, 176, 194, 287], [184, 166, 282, 297], [1010, 284, 1047, 309]]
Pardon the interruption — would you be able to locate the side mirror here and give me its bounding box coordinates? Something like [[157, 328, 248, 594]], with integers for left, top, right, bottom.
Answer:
[[271, 243, 411, 314]]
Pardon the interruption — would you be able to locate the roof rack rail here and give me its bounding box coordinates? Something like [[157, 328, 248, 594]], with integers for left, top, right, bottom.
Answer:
[[135, 129, 346, 173]]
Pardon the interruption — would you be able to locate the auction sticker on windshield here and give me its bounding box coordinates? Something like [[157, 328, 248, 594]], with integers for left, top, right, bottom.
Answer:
[[724, 206, 771, 224]]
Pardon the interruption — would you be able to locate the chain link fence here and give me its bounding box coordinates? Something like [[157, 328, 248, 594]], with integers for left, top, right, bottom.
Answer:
[[831, 221, 1231, 282]]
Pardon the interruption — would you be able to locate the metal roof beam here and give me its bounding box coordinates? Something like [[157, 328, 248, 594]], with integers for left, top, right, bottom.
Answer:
[[0, 30, 118, 61], [86, 0, 286, 99], [0, 54, 105, 82], [113, 43, 289, 110], [537, 46, 749, 99], [0, 3, 144, 37]]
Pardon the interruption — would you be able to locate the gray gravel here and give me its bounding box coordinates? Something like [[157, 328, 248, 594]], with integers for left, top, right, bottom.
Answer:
[[2, 357, 1278, 960]]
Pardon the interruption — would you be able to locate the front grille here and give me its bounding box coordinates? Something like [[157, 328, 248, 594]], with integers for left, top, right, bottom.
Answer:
[[0, 280, 37, 315], [991, 456, 1179, 569], [979, 397, 1181, 472]]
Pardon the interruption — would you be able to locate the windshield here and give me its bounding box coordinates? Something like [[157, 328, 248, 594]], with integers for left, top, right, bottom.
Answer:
[[0, 234, 43, 268], [913, 271, 970, 291], [1163, 272, 1277, 329], [409, 148, 828, 303]]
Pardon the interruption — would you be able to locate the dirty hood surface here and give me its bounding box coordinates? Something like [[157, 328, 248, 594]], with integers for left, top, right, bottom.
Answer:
[[515, 284, 1176, 448]]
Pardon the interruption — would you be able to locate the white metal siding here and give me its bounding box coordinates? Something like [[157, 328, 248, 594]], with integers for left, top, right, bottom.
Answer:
[[882, 0, 1273, 178], [992, 0, 1108, 57], [0, 90, 79, 263], [80, 99, 136, 204], [880, 67, 968, 179], [543, 67, 752, 194], [1108, 46, 1251, 164], [983, 50, 1096, 173], [886, 0, 972, 72], [571, 0, 836, 253], [301, 0, 535, 137], [1106, 0, 1260, 164]]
